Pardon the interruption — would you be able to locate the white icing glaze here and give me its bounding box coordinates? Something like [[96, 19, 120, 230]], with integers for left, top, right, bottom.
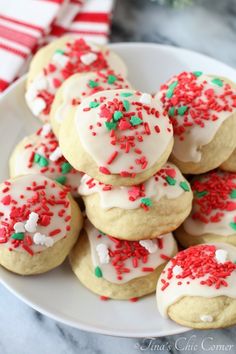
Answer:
[[76, 89, 173, 174], [55, 71, 131, 125], [156, 243, 236, 318], [85, 220, 177, 284], [156, 73, 236, 162], [0, 175, 72, 254], [79, 162, 190, 210], [12, 125, 82, 196]]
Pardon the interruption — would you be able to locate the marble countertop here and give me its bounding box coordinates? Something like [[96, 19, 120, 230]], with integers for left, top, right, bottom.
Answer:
[[1, 0, 236, 353]]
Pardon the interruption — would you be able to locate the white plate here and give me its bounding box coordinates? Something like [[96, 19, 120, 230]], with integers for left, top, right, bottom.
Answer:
[[1, 43, 236, 338]]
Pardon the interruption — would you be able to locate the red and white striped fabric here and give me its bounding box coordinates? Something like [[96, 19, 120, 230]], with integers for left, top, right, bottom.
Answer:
[[0, 0, 114, 93]]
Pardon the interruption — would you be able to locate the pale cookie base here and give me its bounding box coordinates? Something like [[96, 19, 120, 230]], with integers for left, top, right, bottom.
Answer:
[[175, 225, 236, 248], [0, 194, 83, 275], [168, 296, 236, 329], [170, 113, 236, 174], [221, 148, 236, 172], [59, 107, 174, 186], [69, 230, 177, 299], [83, 191, 193, 240]]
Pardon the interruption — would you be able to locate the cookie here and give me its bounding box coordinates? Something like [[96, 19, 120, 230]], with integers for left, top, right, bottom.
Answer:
[[156, 72, 236, 174], [69, 220, 177, 300], [0, 175, 83, 275], [156, 243, 236, 329], [50, 69, 132, 138], [25, 36, 127, 122], [9, 124, 82, 197], [79, 163, 192, 240], [221, 149, 236, 172], [175, 170, 236, 247], [59, 89, 174, 186]]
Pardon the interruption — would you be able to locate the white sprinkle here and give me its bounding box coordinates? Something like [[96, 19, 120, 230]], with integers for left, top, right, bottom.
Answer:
[[215, 249, 228, 264], [13, 222, 25, 233], [33, 232, 54, 247], [80, 53, 97, 65], [139, 239, 157, 254], [25, 212, 39, 233], [31, 97, 46, 116], [52, 53, 69, 67], [96, 243, 110, 264], [49, 146, 62, 162], [200, 315, 213, 322], [25, 86, 38, 102], [89, 44, 100, 52], [36, 146, 45, 157], [41, 123, 51, 137], [172, 265, 183, 276], [34, 77, 48, 90], [140, 93, 152, 104]]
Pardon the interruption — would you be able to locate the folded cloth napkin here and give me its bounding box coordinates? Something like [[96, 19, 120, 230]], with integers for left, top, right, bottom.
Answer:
[[0, 0, 114, 93]]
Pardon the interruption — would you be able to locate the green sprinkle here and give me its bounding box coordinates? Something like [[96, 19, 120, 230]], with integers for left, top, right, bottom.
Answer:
[[130, 116, 143, 126], [56, 176, 67, 185], [166, 81, 178, 99], [34, 153, 41, 163], [55, 49, 65, 55], [120, 92, 133, 97], [168, 107, 175, 117], [229, 222, 236, 231], [141, 198, 152, 207], [95, 266, 103, 278], [12, 232, 24, 240], [230, 190, 236, 199], [180, 181, 190, 191], [211, 78, 223, 87], [61, 162, 72, 174], [196, 190, 208, 198], [89, 101, 100, 108], [105, 121, 117, 131], [98, 230, 106, 235], [107, 75, 117, 84], [178, 106, 188, 116], [113, 110, 123, 121], [166, 176, 176, 185], [123, 99, 130, 112], [38, 156, 49, 167], [193, 71, 203, 78], [88, 80, 99, 88]]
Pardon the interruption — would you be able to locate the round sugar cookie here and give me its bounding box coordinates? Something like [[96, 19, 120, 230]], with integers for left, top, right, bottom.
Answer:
[[156, 243, 236, 329], [0, 174, 83, 275], [26, 36, 127, 122], [59, 89, 174, 186], [9, 124, 82, 197], [221, 149, 236, 172], [70, 220, 177, 300], [155, 72, 236, 174], [79, 162, 193, 240]]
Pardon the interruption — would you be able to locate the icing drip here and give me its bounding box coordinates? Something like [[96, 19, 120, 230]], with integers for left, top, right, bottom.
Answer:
[[79, 163, 190, 210], [156, 243, 236, 317], [76, 89, 173, 176], [13, 125, 82, 196], [85, 220, 177, 284], [184, 171, 236, 236], [0, 175, 72, 254], [55, 70, 131, 124], [156, 72, 236, 162]]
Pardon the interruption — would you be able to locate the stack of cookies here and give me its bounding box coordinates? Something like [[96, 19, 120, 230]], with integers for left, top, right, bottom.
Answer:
[[1, 35, 236, 330]]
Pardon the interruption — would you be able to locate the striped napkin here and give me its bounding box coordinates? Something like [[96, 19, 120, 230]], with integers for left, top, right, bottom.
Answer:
[[0, 0, 114, 93]]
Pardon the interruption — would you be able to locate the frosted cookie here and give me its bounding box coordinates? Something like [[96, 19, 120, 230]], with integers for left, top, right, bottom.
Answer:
[[0, 175, 83, 275], [156, 72, 236, 174], [50, 70, 132, 138], [9, 124, 82, 197], [70, 220, 177, 300], [175, 170, 236, 247], [79, 163, 192, 240], [156, 243, 236, 329], [59, 89, 174, 186], [26, 36, 127, 122], [221, 149, 236, 172]]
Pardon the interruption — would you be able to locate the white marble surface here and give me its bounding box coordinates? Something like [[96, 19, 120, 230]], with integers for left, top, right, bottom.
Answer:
[[1, 0, 236, 353]]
